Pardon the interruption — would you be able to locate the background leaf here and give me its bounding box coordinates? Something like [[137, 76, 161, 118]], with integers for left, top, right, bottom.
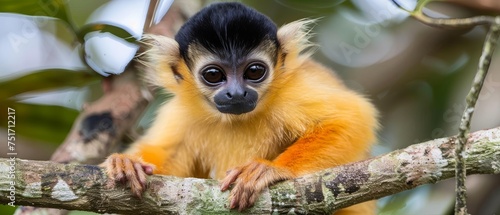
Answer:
[[0, 101, 79, 144], [0, 0, 75, 30], [0, 69, 100, 100]]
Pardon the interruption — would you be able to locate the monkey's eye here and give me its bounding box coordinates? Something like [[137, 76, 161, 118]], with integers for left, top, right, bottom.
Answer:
[[244, 63, 266, 82], [202, 67, 226, 85]]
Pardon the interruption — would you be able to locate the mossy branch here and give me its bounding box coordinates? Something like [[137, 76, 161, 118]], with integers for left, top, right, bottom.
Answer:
[[1, 127, 499, 214]]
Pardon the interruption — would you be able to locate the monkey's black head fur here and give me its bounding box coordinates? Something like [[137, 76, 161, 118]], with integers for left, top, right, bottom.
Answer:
[[175, 2, 279, 67]]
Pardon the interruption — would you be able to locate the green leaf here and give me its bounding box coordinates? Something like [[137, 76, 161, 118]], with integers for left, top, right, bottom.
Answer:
[[78, 24, 137, 43], [0, 205, 16, 215], [0, 0, 75, 30], [0, 69, 100, 100]]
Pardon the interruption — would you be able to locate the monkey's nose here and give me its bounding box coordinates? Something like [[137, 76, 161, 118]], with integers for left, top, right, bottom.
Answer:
[[214, 87, 258, 115], [225, 90, 248, 100]]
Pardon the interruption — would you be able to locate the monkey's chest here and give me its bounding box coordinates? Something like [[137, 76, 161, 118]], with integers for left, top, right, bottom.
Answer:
[[186, 123, 295, 179]]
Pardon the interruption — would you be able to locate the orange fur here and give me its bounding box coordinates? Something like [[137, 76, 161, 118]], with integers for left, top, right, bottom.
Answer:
[[103, 20, 378, 214]]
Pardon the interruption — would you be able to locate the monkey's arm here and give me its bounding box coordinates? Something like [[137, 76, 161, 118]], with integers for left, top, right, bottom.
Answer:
[[102, 98, 194, 196]]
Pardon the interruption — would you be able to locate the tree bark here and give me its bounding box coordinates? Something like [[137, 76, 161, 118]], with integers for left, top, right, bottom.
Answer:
[[1, 127, 499, 214]]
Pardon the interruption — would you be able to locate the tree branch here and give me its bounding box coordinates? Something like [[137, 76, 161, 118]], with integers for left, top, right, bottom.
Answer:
[[1, 127, 499, 214]]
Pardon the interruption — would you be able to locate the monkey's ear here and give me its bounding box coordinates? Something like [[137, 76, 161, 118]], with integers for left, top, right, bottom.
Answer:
[[277, 19, 316, 67], [137, 34, 181, 88]]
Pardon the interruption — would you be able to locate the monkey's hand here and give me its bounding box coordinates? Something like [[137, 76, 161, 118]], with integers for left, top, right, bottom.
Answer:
[[220, 159, 295, 211], [101, 153, 155, 197]]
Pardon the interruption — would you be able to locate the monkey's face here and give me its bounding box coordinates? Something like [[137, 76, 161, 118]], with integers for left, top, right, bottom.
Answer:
[[144, 3, 312, 117], [188, 41, 276, 115], [168, 2, 283, 116]]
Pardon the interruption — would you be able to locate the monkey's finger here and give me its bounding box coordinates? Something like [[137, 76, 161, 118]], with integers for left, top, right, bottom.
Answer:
[[242, 190, 260, 211], [229, 183, 253, 211], [230, 194, 238, 209], [237, 198, 250, 212], [229, 186, 241, 209], [123, 158, 143, 197], [220, 169, 241, 191], [134, 162, 148, 188], [113, 156, 125, 182]]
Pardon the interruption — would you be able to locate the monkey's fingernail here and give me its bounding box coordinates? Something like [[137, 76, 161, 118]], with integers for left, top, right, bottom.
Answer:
[[117, 175, 126, 184], [220, 182, 228, 191], [230, 198, 237, 209], [134, 189, 143, 199]]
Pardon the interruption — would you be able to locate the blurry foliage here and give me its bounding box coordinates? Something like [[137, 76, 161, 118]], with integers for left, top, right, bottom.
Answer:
[[1, 0, 499, 214], [0, 102, 78, 144], [0, 0, 102, 146], [0, 0, 73, 25], [0, 69, 99, 100]]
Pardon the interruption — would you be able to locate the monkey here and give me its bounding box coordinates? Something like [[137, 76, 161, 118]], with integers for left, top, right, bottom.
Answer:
[[102, 2, 378, 214]]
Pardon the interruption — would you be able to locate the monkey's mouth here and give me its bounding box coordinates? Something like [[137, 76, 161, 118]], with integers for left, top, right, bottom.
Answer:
[[216, 102, 256, 115]]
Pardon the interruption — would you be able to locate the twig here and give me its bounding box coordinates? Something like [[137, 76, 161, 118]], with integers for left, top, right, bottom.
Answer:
[[413, 15, 500, 28], [1, 127, 499, 214], [455, 24, 500, 215], [391, 0, 500, 28]]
